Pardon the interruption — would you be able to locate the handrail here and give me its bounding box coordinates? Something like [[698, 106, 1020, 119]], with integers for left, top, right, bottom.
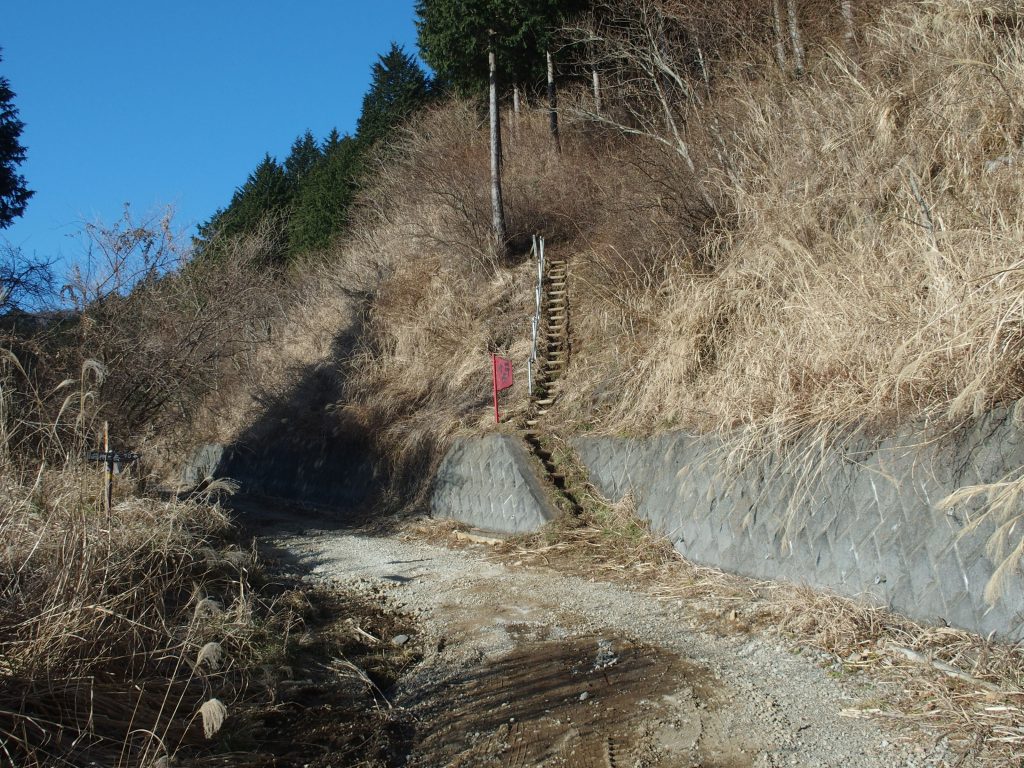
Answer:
[[527, 235, 545, 403]]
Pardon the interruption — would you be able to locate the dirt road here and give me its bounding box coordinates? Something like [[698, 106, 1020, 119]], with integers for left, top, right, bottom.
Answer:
[[264, 522, 950, 768]]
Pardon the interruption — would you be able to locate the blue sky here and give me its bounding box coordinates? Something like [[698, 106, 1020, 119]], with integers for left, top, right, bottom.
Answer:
[[2, 1, 421, 263]]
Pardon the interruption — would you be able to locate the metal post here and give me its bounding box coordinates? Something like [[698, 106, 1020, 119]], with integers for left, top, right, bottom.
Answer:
[[527, 236, 547, 410], [492, 354, 501, 424]]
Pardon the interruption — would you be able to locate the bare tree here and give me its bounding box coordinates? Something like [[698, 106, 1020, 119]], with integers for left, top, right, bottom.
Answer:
[[547, 49, 562, 153], [566, 0, 775, 206], [488, 31, 508, 260], [65, 207, 283, 437], [772, 0, 788, 70], [568, 1, 700, 169], [787, 0, 806, 76], [63, 204, 183, 310], [0, 244, 53, 315]]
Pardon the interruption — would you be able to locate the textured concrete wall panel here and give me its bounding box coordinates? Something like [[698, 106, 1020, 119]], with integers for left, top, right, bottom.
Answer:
[[575, 408, 1024, 641], [431, 434, 558, 534]]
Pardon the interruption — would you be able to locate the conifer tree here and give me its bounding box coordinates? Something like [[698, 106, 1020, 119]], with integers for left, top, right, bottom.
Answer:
[[0, 49, 32, 229], [415, 0, 582, 94], [322, 127, 344, 154], [356, 43, 431, 146], [198, 154, 293, 260], [288, 136, 362, 255], [284, 129, 322, 183]]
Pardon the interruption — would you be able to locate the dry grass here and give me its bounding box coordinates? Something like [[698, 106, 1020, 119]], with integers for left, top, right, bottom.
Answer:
[[0, 356, 291, 767], [0, 478, 261, 767], [558, 0, 1024, 452]]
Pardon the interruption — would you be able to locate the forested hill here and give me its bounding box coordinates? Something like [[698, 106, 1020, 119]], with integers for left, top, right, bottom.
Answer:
[[193, 43, 434, 264], [11, 0, 1024, 505], [193, 0, 597, 269]]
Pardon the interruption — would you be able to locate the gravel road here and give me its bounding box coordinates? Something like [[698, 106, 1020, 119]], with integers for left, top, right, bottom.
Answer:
[[265, 524, 952, 768]]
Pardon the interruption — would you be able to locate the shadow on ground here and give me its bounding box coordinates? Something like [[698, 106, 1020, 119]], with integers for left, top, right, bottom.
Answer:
[[197, 313, 415, 535]]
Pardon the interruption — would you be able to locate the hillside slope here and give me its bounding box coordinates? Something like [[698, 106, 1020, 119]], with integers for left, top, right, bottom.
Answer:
[[195, 0, 1024, 503]]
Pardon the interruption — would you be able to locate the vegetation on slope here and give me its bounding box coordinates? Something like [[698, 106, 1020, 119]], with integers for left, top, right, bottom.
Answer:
[[426, 0, 1024, 447], [69, 0, 1012, 529], [215, 0, 1024, 483], [0, 358, 265, 766], [6, 1, 1024, 759]]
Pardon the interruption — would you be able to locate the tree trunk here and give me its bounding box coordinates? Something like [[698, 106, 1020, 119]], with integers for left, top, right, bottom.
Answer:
[[592, 67, 602, 114], [772, 0, 788, 70], [513, 84, 521, 116], [547, 49, 561, 153], [841, 0, 855, 50], [787, 0, 806, 77], [488, 34, 508, 260]]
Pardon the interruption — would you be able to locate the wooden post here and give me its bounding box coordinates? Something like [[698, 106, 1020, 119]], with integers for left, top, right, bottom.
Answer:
[[103, 420, 112, 517]]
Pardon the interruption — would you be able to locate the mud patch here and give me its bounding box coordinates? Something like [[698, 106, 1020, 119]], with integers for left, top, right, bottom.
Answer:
[[407, 635, 757, 768], [214, 586, 420, 768]]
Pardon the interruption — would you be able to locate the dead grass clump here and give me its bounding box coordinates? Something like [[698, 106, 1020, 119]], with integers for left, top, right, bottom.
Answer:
[[341, 253, 534, 507], [0, 466, 279, 767], [547, 0, 1024, 458], [760, 587, 1024, 763], [0, 353, 288, 766], [369, 101, 497, 267]]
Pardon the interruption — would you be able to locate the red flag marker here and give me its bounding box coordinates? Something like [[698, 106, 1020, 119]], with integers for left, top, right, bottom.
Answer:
[[491, 354, 514, 423]]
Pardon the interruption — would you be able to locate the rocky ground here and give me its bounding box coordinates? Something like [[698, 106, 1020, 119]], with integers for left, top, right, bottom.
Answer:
[[245, 501, 957, 768]]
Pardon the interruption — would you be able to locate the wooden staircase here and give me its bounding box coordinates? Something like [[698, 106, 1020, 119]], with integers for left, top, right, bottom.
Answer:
[[520, 253, 580, 512], [525, 255, 568, 428]]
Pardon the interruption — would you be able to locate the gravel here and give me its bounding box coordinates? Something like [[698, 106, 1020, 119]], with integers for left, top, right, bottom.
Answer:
[[269, 528, 956, 768]]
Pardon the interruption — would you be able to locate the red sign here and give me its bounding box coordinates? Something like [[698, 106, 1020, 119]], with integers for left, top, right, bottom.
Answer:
[[491, 354, 514, 423], [493, 355, 514, 391]]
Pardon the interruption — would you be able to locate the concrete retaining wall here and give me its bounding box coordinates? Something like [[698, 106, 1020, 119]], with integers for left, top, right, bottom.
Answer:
[[574, 407, 1024, 641], [182, 439, 377, 509], [431, 434, 558, 534]]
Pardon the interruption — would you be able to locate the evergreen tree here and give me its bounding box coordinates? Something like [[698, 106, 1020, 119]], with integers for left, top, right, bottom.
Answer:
[[288, 136, 362, 255], [356, 43, 432, 146], [198, 154, 293, 257], [322, 127, 343, 154], [0, 49, 32, 228], [284, 129, 321, 183], [415, 0, 587, 94]]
